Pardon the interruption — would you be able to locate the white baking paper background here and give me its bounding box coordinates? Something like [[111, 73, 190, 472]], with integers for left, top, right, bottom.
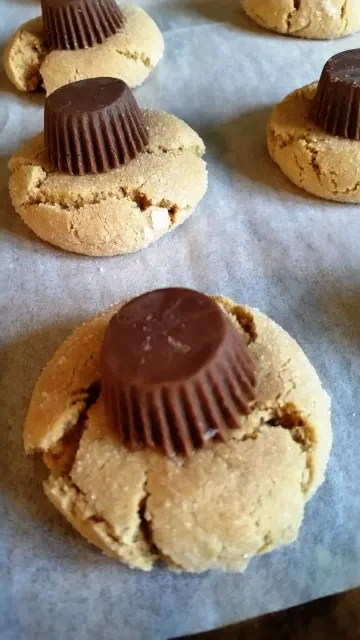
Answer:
[[1, 1, 360, 638]]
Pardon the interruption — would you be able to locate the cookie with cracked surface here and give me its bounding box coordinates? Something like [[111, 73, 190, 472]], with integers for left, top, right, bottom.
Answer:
[[242, 0, 360, 40], [8, 109, 207, 256], [4, 4, 164, 95], [267, 82, 360, 202], [23, 294, 332, 573]]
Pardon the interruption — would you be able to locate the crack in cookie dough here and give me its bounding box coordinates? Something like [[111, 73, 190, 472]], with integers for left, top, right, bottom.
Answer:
[[264, 402, 316, 492], [24, 296, 331, 572], [4, 4, 164, 94], [21, 165, 183, 222], [287, 0, 302, 31], [44, 474, 156, 570], [242, 0, 360, 39], [24, 181, 182, 221], [43, 381, 101, 476], [114, 48, 151, 68], [341, 0, 349, 31], [303, 140, 323, 186], [144, 427, 308, 572], [267, 83, 360, 202], [43, 382, 157, 571], [9, 110, 207, 256], [45, 406, 314, 572]]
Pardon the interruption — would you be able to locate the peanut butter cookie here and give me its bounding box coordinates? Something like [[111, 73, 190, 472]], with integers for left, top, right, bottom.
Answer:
[[268, 50, 360, 202], [24, 290, 332, 573], [4, 2, 164, 95]]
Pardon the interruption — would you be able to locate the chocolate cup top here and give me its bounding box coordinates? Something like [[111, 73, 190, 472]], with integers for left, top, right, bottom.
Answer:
[[44, 77, 149, 175], [312, 49, 360, 140], [41, 0, 125, 50], [101, 288, 257, 457]]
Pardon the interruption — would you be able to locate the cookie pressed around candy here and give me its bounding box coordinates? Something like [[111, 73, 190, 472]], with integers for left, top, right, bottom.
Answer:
[[23, 290, 332, 573], [4, 2, 164, 94], [267, 50, 360, 202], [8, 78, 208, 257], [267, 91, 360, 202]]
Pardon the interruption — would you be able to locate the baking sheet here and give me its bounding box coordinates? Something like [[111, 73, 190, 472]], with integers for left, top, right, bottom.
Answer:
[[1, 1, 360, 638]]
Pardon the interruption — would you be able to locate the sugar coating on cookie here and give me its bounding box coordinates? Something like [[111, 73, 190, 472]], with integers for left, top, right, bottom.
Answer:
[[8, 109, 207, 256], [4, 4, 164, 94], [267, 83, 360, 203], [23, 296, 332, 573], [242, 0, 360, 40]]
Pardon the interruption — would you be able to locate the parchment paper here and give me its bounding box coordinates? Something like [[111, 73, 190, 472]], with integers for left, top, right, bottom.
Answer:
[[1, 1, 360, 638]]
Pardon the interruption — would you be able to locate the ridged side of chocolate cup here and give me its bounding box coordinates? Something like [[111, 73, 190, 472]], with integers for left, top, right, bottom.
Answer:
[[44, 77, 149, 175], [101, 289, 257, 458], [312, 50, 360, 140], [41, 0, 125, 50]]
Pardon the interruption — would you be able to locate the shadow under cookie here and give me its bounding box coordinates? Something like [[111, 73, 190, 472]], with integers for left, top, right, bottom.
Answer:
[[209, 107, 287, 187], [319, 285, 360, 349]]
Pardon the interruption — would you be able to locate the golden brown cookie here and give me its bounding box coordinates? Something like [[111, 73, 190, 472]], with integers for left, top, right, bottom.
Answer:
[[242, 0, 360, 39], [267, 83, 360, 203], [8, 109, 207, 256], [24, 294, 332, 573], [4, 3, 164, 94]]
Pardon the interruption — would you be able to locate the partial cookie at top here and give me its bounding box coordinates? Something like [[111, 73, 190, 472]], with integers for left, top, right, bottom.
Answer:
[[4, 4, 164, 94], [267, 83, 360, 203], [8, 109, 207, 256], [24, 295, 331, 573], [242, 0, 360, 40]]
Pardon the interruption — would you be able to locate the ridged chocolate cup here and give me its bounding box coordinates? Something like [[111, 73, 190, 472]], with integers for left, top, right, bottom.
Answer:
[[101, 288, 257, 458], [312, 50, 360, 140], [44, 77, 149, 175], [41, 0, 124, 50]]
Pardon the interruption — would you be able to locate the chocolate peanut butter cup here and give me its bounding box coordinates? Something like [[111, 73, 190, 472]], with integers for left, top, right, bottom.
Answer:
[[312, 50, 360, 140], [41, 0, 124, 50], [101, 288, 257, 457], [44, 77, 149, 175]]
